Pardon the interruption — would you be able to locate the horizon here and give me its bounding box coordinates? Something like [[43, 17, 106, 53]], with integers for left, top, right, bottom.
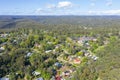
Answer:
[[0, 15, 120, 16]]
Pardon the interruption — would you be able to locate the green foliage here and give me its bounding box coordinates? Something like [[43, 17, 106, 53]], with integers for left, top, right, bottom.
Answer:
[[0, 16, 120, 80], [76, 51, 83, 56]]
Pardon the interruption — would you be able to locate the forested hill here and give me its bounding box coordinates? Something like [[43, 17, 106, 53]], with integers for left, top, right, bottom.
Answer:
[[0, 16, 120, 29]]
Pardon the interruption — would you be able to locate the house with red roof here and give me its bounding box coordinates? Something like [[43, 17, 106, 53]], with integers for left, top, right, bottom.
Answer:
[[73, 58, 81, 64]]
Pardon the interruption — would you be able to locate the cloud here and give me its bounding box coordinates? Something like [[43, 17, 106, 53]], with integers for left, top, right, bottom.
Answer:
[[46, 4, 56, 9], [45, 1, 73, 9], [104, 10, 120, 15], [88, 10, 120, 15], [35, 8, 44, 13], [106, 0, 112, 6], [35, 7, 59, 15], [88, 10, 99, 15], [90, 0, 97, 1], [35, 8, 52, 15], [57, 1, 73, 8], [90, 3, 95, 6], [90, 0, 96, 7], [35, 1, 73, 15]]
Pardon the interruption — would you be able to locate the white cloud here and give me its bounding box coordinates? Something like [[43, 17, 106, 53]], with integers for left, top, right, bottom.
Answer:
[[41, 1, 73, 15], [57, 1, 73, 8], [90, 0, 97, 1], [88, 10, 120, 15], [106, 0, 112, 6], [35, 8, 51, 15], [88, 10, 100, 15], [90, 0, 96, 7], [35, 7, 58, 15], [45, 1, 73, 9], [90, 3, 95, 6], [104, 10, 120, 15], [46, 4, 56, 9], [35, 8, 44, 13]]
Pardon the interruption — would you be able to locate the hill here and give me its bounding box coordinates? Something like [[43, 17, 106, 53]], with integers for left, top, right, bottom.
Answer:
[[0, 16, 120, 29]]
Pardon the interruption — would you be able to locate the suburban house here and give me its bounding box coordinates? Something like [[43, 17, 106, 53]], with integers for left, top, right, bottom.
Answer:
[[45, 50, 52, 53], [62, 71, 71, 77], [34, 43, 41, 48], [32, 71, 41, 76], [36, 77, 44, 80], [50, 76, 55, 80], [0, 33, 9, 38], [54, 62, 62, 68], [0, 46, 5, 53], [26, 52, 33, 57], [0, 78, 9, 80], [55, 75, 61, 80], [0, 47, 5, 51], [73, 58, 81, 64], [71, 36, 97, 45]]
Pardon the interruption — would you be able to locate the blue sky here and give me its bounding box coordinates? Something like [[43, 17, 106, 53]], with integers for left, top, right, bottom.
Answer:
[[0, 0, 120, 15]]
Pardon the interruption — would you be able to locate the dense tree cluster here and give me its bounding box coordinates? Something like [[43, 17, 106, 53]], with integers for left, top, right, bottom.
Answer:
[[0, 16, 120, 80]]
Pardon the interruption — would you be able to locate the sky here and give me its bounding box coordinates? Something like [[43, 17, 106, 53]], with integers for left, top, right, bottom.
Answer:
[[0, 0, 120, 15]]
